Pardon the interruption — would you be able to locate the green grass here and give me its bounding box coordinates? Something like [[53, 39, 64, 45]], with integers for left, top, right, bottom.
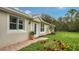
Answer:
[[19, 32, 79, 51]]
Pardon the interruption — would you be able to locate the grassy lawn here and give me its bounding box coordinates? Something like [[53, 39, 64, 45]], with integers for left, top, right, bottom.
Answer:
[[19, 32, 79, 51]]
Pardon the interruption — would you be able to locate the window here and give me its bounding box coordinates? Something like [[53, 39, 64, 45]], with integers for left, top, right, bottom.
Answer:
[[19, 18, 24, 29], [9, 16, 24, 30], [10, 16, 17, 29], [34, 23, 37, 34], [41, 23, 44, 32]]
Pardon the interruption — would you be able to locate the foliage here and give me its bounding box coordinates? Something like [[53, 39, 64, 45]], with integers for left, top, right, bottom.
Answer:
[[29, 31, 36, 35], [54, 9, 79, 32], [41, 14, 55, 24], [19, 32, 79, 51], [44, 39, 66, 51], [41, 14, 56, 32]]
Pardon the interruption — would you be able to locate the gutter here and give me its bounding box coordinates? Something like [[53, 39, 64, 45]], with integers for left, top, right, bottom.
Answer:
[[0, 7, 33, 20]]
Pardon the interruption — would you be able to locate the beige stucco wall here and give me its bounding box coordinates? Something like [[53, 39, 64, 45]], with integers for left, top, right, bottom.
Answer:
[[0, 11, 29, 48]]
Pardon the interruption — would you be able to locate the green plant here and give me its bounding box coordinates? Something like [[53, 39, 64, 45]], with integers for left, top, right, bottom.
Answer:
[[29, 31, 35, 35], [43, 39, 66, 51], [28, 31, 36, 40], [19, 32, 79, 51], [40, 40, 47, 44]]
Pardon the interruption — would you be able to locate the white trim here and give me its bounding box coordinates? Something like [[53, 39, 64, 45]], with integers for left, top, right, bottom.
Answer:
[[0, 7, 32, 19], [7, 14, 27, 33], [8, 30, 27, 33]]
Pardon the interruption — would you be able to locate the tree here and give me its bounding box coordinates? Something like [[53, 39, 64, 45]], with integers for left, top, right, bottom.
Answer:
[[41, 14, 55, 24], [55, 9, 78, 31], [66, 9, 79, 31], [57, 9, 79, 32], [41, 14, 56, 32], [66, 9, 77, 21]]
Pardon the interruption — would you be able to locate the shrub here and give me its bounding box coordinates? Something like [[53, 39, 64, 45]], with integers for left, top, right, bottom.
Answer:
[[43, 39, 66, 51], [29, 31, 35, 35], [29, 31, 36, 40], [40, 40, 47, 44]]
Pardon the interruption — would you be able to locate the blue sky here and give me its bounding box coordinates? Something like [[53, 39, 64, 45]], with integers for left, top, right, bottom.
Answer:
[[18, 7, 79, 18]]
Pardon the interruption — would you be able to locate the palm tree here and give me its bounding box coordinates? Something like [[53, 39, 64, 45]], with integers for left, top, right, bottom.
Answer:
[[66, 9, 77, 21], [65, 9, 79, 31], [75, 12, 79, 21]]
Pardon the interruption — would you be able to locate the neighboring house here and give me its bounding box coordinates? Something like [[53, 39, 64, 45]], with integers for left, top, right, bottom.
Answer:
[[0, 7, 55, 49]]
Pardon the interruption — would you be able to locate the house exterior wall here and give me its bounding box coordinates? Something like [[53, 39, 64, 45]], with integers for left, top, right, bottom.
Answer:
[[0, 9, 55, 49], [30, 21, 53, 37], [0, 11, 29, 48], [30, 21, 40, 37], [45, 24, 50, 34], [39, 24, 51, 36]]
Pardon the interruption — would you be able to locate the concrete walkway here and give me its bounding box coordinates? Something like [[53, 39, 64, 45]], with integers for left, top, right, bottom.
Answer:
[[0, 37, 48, 51]]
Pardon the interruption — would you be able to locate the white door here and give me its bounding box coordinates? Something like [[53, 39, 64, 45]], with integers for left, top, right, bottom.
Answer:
[[33, 23, 40, 37], [36, 23, 40, 37]]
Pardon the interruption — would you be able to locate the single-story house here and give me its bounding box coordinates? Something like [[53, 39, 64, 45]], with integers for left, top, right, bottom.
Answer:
[[0, 7, 55, 49], [29, 14, 52, 37]]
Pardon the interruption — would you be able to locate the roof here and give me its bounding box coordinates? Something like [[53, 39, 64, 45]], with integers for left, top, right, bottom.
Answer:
[[32, 14, 51, 25], [0, 7, 33, 20], [32, 14, 55, 26], [0, 7, 54, 26]]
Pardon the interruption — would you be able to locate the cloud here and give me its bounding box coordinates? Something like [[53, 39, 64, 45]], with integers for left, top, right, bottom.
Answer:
[[13, 8, 32, 15], [59, 7, 64, 9], [14, 7, 20, 10], [24, 10, 32, 14], [57, 7, 64, 9], [58, 7, 63, 9], [13, 7, 24, 12]]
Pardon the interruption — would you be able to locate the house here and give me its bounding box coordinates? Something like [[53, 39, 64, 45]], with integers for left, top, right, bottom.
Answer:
[[30, 14, 54, 37], [0, 7, 55, 49]]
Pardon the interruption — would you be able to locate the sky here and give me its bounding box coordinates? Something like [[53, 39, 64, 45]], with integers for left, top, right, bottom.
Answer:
[[18, 7, 79, 18]]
